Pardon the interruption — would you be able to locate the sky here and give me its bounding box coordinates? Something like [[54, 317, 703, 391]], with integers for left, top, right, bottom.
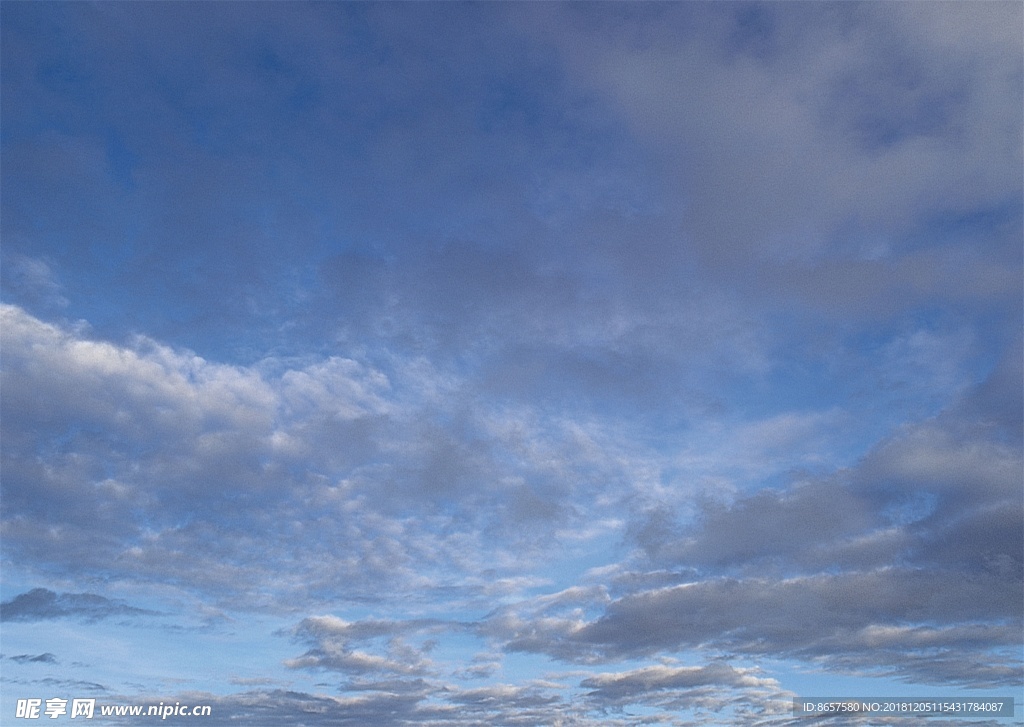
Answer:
[[1, 2, 1022, 725]]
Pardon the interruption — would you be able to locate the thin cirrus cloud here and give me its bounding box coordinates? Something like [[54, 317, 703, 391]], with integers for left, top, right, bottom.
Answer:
[[0, 2, 1020, 725]]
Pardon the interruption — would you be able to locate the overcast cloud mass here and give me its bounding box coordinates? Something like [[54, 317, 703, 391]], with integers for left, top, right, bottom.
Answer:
[[1, 2, 1022, 725]]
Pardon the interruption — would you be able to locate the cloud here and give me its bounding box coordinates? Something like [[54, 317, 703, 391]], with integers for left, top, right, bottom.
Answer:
[[480, 585, 612, 664], [10, 677, 109, 694], [484, 353, 1023, 688], [635, 481, 873, 571], [285, 615, 450, 677], [526, 2, 1022, 316], [122, 677, 1024, 727], [129, 689, 431, 727], [4, 4, 1015, 445], [279, 610, 806, 722], [483, 362, 1019, 692], [0, 589, 157, 623], [0, 303, 655, 611], [0, 253, 68, 311], [6, 653, 58, 664], [94, 685, 1017, 727], [181, 684, 579, 727], [574, 570, 1020, 687], [5, 300, 1017, 700], [228, 677, 276, 687], [488, 567, 1021, 686], [580, 662, 786, 716]]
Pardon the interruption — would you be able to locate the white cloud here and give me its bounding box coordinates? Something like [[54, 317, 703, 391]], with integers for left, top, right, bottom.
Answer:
[[0, 304, 652, 609]]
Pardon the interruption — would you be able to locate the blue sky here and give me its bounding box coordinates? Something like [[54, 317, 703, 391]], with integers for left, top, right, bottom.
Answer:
[[1, 2, 1021, 725]]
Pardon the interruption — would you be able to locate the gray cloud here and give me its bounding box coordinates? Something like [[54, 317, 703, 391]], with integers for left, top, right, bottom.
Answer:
[[105, 681, 1021, 727], [640, 481, 874, 572], [285, 615, 452, 677], [11, 1, 1013, 395], [580, 571, 1019, 686], [526, 2, 1022, 317], [581, 661, 781, 699], [100, 685, 578, 727], [486, 566, 1021, 688], [277, 611, 803, 723], [576, 663, 793, 723], [6, 652, 58, 664], [0, 303, 647, 611], [6, 676, 109, 694], [175, 688, 430, 727], [483, 352, 1023, 688], [0, 589, 157, 623]]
